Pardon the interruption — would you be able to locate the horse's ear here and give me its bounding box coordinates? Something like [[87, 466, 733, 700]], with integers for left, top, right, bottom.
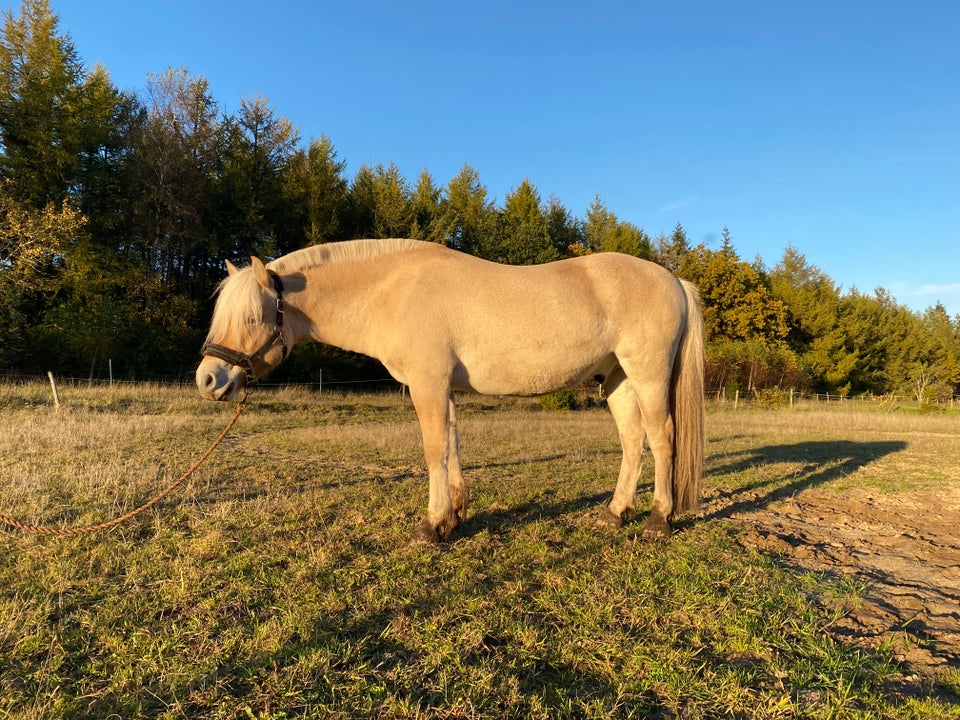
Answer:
[[250, 256, 271, 289], [225, 260, 239, 276]]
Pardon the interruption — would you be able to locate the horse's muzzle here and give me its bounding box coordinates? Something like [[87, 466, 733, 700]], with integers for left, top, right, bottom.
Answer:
[[196, 358, 244, 401]]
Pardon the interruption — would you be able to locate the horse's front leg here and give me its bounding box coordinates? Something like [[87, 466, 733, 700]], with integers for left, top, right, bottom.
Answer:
[[410, 384, 458, 543]]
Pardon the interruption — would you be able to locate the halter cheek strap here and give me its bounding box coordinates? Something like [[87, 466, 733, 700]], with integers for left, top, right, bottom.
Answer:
[[201, 270, 289, 385]]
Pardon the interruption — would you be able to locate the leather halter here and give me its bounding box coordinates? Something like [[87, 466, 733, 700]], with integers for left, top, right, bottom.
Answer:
[[201, 269, 289, 386]]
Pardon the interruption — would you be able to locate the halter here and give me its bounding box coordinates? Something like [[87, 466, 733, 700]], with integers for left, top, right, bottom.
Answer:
[[201, 269, 289, 386]]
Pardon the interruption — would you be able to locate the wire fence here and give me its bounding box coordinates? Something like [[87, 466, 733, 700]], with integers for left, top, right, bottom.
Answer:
[[3, 371, 959, 408], [0, 369, 401, 393], [708, 386, 960, 408]]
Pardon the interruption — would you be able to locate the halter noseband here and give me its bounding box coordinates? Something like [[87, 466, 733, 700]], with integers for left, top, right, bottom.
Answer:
[[201, 269, 289, 386]]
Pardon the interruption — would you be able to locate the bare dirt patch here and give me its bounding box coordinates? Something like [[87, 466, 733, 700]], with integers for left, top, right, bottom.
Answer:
[[727, 475, 960, 675]]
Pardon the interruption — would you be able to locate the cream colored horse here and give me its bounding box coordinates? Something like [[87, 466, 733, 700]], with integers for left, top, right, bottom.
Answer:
[[196, 239, 704, 542]]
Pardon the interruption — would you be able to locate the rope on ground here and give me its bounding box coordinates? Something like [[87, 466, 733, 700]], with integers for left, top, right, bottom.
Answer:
[[0, 401, 246, 536]]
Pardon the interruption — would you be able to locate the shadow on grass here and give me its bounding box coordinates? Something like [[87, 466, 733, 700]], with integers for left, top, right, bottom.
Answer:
[[461, 440, 907, 538], [696, 439, 907, 523], [459, 491, 611, 539]]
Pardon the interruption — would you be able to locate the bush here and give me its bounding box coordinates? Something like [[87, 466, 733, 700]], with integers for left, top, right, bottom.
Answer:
[[539, 388, 578, 411]]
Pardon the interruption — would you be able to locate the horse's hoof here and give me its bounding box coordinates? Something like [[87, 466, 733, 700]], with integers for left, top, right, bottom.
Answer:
[[641, 514, 672, 540], [594, 508, 624, 530], [413, 520, 442, 544]]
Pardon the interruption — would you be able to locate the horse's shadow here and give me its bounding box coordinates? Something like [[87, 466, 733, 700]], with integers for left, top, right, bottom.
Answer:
[[460, 490, 611, 538], [462, 439, 907, 536], [692, 439, 908, 524]]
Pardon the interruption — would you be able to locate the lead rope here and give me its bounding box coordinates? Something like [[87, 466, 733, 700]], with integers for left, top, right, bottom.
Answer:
[[0, 399, 246, 537]]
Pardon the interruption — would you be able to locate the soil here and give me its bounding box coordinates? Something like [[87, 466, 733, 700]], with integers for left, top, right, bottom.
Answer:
[[726, 484, 960, 676]]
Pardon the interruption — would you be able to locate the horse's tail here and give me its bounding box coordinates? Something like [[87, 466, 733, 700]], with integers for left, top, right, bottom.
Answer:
[[671, 279, 705, 516]]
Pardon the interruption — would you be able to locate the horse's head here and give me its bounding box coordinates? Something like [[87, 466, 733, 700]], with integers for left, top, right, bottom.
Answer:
[[196, 257, 290, 401]]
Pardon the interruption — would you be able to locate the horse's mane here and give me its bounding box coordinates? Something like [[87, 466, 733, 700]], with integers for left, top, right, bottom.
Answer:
[[267, 238, 426, 274], [207, 239, 429, 345], [206, 269, 263, 346]]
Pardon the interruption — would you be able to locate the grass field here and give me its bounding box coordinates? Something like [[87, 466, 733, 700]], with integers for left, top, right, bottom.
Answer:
[[0, 382, 958, 719]]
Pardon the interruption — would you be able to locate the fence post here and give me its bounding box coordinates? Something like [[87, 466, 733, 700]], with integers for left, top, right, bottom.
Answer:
[[47, 371, 61, 409]]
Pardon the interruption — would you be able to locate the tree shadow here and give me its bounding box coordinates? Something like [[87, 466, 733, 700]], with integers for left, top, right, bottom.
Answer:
[[696, 439, 908, 523]]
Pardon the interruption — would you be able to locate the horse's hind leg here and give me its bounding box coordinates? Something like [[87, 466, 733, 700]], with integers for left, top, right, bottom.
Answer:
[[633, 379, 676, 539], [596, 368, 646, 529], [447, 395, 469, 523]]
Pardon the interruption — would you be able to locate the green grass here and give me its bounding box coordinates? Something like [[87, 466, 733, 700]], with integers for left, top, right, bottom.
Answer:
[[0, 383, 957, 718]]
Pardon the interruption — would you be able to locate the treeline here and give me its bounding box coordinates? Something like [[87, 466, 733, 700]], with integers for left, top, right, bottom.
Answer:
[[2, 1, 959, 399]]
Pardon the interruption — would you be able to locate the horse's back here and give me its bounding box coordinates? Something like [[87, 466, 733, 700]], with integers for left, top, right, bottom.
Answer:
[[371, 246, 688, 395]]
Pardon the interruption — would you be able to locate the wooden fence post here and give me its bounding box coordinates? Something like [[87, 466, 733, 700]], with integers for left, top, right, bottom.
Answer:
[[47, 371, 61, 409]]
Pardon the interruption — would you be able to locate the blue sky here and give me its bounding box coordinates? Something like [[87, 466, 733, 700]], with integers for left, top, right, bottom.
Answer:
[[37, 0, 960, 315]]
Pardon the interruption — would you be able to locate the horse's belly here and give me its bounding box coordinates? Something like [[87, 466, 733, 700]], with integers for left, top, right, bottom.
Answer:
[[452, 351, 617, 397]]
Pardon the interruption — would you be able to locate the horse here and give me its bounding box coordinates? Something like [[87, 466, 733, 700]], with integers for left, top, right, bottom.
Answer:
[[196, 238, 705, 543]]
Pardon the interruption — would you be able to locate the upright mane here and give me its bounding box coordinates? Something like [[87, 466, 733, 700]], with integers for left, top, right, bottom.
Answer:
[[267, 238, 427, 274]]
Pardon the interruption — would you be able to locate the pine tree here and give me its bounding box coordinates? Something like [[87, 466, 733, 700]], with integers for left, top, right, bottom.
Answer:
[[347, 162, 413, 239], [657, 221, 690, 271], [0, 0, 126, 209], [583, 195, 616, 253], [409, 168, 442, 241], [434, 164, 493, 255], [544, 194, 584, 257], [484, 179, 557, 264], [582, 195, 651, 258], [284, 134, 349, 245]]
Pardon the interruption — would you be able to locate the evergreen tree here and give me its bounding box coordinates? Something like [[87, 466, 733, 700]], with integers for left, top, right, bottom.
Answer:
[[583, 195, 616, 253], [768, 246, 854, 392], [284, 134, 349, 245], [581, 195, 651, 258], [1, 0, 83, 204], [916, 303, 960, 399], [219, 94, 299, 257], [656, 221, 690, 271], [602, 221, 652, 258], [347, 162, 413, 239], [483, 179, 557, 264], [434, 164, 493, 255], [544, 194, 584, 257], [409, 168, 442, 242], [679, 242, 788, 348]]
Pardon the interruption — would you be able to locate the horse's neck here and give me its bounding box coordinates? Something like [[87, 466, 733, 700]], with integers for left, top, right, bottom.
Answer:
[[290, 260, 388, 356]]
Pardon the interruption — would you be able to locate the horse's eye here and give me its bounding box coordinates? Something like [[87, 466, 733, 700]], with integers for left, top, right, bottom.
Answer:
[[246, 316, 258, 326]]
